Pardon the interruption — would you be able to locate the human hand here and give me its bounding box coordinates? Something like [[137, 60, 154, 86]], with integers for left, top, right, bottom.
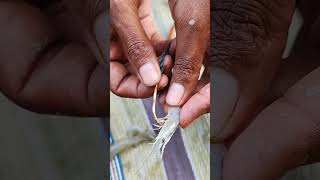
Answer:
[[156, 0, 210, 126], [158, 71, 210, 127], [208, 0, 296, 141], [160, 0, 293, 129], [223, 57, 320, 179], [0, 0, 107, 116], [215, 1, 320, 179], [164, 0, 210, 107], [110, 0, 210, 122], [110, 0, 173, 99]]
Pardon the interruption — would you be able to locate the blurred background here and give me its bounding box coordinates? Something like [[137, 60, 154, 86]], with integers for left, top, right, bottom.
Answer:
[[0, 93, 106, 180]]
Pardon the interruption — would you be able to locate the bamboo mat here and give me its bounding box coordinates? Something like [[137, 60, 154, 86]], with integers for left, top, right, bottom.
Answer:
[[110, 93, 167, 179], [110, 92, 210, 180], [110, 1, 320, 180], [110, 0, 211, 179], [180, 115, 210, 180]]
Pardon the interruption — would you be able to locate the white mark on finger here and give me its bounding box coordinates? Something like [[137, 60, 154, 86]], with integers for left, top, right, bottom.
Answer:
[[188, 19, 196, 26]]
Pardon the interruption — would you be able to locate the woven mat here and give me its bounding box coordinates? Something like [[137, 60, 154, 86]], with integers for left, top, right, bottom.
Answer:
[[110, 93, 210, 180], [109, 1, 210, 179]]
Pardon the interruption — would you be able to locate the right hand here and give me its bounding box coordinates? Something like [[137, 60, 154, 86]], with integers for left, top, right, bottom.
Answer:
[[208, 0, 296, 142], [110, 0, 172, 98]]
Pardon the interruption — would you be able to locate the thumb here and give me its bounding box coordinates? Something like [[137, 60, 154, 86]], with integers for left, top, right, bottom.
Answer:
[[110, 0, 161, 86], [223, 67, 320, 180], [165, 0, 210, 106]]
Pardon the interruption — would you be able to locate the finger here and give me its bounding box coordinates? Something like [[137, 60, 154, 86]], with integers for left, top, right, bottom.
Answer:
[[158, 73, 208, 106], [110, 26, 115, 40], [212, 50, 320, 142], [151, 35, 176, 56], [162, 55, 174, 77], [208, 0, 296, 143], [158, 91, 167, 105], [223, 67, 320, 180], [62, 0, 107, 66], [163, 104, 169, 114], [180, 83, 210, 128], [110, 61, 168, 98], [263, 49, 320, 105], [166, 0, 209, 106], [0, 2, 107, 116], [110, 41, 124, 60], [110, 0, 161, 86], [158, 75, 169, 90], [94, 12, 108, 63], [111, 39, 175, 64]]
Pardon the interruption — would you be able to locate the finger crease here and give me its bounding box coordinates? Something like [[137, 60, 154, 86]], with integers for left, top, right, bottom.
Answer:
[[86, 61, 99, 105], [18, 38, 66, 95]]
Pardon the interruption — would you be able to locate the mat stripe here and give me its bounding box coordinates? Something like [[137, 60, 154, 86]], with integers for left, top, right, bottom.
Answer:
[[109, 133, 125, 180], [142, 98, 195, 180]]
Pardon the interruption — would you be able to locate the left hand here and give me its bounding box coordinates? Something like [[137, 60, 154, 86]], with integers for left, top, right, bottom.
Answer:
[[110, 0, 173, 98], [0, 0, 107, 116]]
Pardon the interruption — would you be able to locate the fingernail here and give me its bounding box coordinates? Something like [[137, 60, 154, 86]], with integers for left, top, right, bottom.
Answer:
[[166, 83, 185, 106], [139, 62, 161, 86]]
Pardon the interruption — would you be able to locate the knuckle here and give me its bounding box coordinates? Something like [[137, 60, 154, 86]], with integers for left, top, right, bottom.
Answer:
[[173, 56, 200, 81], [110, 0, 132, 15], [110, 0, 124, 7], [127, 38, 153, 64], [207, 0, 292, 71], [111, 0, 139, 12]]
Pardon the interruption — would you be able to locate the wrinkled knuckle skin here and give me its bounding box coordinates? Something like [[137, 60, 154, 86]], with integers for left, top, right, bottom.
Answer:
[[111, 0, 138, 15], [110, 0, 124, 8], [207, 0, 284, 71], [127, 38, 153, 64], [174, 56, 200, 82], [110, 0, 128, 17]]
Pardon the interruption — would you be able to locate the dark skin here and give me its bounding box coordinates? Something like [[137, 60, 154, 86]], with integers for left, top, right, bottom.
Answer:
[[153, 0, 320, 179], [209, 0, 296, 142], [1, 0, 319, 179], [110, 0, 210, 125], [0, 0, 107, 116], [208, 0, 320, 179], [110, 0, 210, 107], [110, 1, 319, 179]]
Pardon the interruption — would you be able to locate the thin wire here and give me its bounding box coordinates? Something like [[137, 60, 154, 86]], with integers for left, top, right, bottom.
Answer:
[[152, 42, 172, 122], [159, 42, 172, 72]]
